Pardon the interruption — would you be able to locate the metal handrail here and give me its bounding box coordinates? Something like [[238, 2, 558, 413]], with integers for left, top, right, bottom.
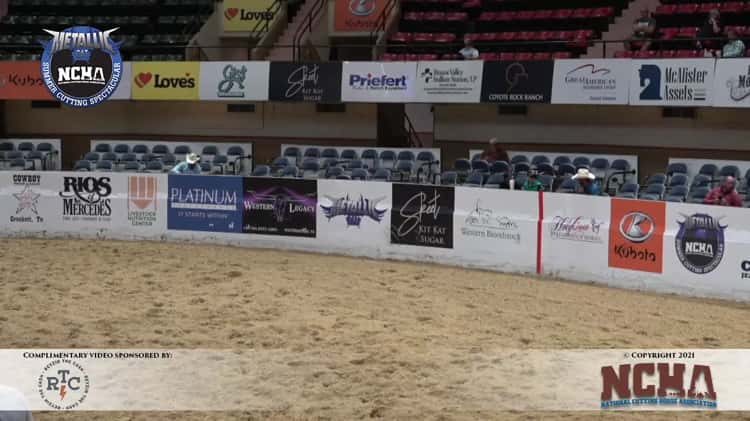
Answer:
[[292, 0, 326, 61], [404, 113, 422, 148], [369, 0, 399, 43]]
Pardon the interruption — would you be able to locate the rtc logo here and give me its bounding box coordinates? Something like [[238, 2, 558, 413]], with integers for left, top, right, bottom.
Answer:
[[134, 72, 195, 89], [38, 360, 90, 410], [609, 199, 665, 273]]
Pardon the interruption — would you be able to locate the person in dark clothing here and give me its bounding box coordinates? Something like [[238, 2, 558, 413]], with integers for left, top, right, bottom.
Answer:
[[480, 138, 510, 163], [698, 9, 723, 51]]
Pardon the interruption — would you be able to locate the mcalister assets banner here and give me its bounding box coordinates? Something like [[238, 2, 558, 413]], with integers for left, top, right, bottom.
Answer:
[[629, 59, 715, 107], [223, 0, 277, 32], [131, 62, 200, 101]]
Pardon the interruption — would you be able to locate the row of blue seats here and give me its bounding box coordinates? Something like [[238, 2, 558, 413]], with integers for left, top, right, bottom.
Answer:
[[283, 147, 436, 164], [81, 152, 232, 166], [0, 142, 57, 153], [462, 157, 632, 177], [90, 143, 246, 157], [72, 159, 222, 173]]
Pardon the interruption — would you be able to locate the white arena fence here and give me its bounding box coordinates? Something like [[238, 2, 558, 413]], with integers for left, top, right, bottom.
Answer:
[[2, 171, 749, 301]]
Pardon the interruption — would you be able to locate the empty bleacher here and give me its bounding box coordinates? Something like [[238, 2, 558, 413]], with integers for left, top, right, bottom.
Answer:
[[0, 138, 61, 170]]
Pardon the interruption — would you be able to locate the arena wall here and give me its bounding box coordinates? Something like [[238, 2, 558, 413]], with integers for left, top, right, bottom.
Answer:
[[3, 171, 748, 302]]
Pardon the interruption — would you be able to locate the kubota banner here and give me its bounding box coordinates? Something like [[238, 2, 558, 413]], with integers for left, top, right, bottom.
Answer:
[[131, 62, 200, 101], [0, 62, 52, 100]]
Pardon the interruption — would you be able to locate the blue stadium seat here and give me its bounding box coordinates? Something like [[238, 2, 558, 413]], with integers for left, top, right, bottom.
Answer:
[[538, 174, 554, 191], [173, 145, 191, 155], [348, 159, 364, 170], [114, 144, 130, 154], [471, 153, 482, 162], [146, 161, 164, 173], [74, 160, 91, 171], [162, 154, 177, 166], [6, 151, 23, 160], [341, 149, 358, 160], [687, 186, 709, 204], [9, 158, 27, 170], [36, 143, 53, 154], [124, 162, 141, 172], [485, 172, 506, 188], [101, 152, 117, 162], [640, 184, 665, 201], [511, 155, 528, 165], [610, 159, 631, 173], [302, 159, 320, 178], [616, 182, 639, 199], [0, 142, 14, 152], [212, 155, 228, 165], [132, 144, 149, 155], [325, 166, 345, 179], [454, 159, 472, 176], [514, 174, 528, 190], [553, 156, 571, 167], [303, 147, 320, 159], [96, 160, 113, 171], [281, 165, 299, 178], [373, 168, 391, 181], [690, 174, 710, 189], [591, 158, 610, 173], [531, 155, 549, 166], [201, 145, 219, 156], [573, 156, 591, 169], [394, 160, 414, 181], [283, 147, 301, 164], [490, 160, 510, 175], [17, 142, 34, 154], [464, 171, 484, 187], [227, 146, 245, 158], [558, 178, 578, 193], [535, 163, 555, 176], [271, 157, 289, 173], [121, 153, 137, 163], [26, 151, 44, 168], [94, 143, 111, 153], [513, 162, 530, 175], [666, 162, 687, 176], [379, 150, 397, 169], [252, 165, 270, 177], [719, 165, 740, 179], [669, 174, 688, 188], [441, 171, 457, 185], [416, 151, 435, 163], [141, 153, 158, 162], [646, 173, 666, 185], [152, 144, 169, 155], [471, 159, 490, 173], [698, 163, 718, 178], [558, 163, 577, 177], [321, 148, 339, 159], [351, 168, 369, 180], [84, 152, 100, 161], [361, 149, 378, 168], [397, 150, 415, 162], [665, 185, 688, 202]]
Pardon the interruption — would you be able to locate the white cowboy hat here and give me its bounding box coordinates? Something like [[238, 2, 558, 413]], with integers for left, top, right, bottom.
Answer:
[[186, 153, 201, 164], [489, 137, 499, 145], [572, 168, 596, 180]]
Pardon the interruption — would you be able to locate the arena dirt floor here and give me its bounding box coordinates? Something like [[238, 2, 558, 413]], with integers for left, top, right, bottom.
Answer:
[[2, 238, 750, 421]]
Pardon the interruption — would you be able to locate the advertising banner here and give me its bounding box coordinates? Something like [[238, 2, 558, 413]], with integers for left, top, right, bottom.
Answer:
[[242, 177, 317, 237], [629, 59, 715, 106], [167, 175, 242, 233], [340, 61, 416, 103], [268, 62, 342, 103], [110, 61, 132, 100], [453, 188, 538, 273], [199, 61, 269, 101], [712, 58, 750, 108], [391, 183, 454, 248], [480, 60, 553, 104], [122, 174, 167, 235], [317, 179, 391, 248], [0, 61, 52, 100], [131, 62, 200, 101], [551, 59, 630, 105], [662, 202, 750, 298], [0, 172, 57, 232], [540, 192, 610, 278], [334, 0, 384, 32], [414, 60, 483, 103], [223, 0, 276, 32], [608, 198, 665, 273]]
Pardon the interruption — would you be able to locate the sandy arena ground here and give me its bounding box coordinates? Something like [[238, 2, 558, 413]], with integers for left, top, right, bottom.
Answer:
[[1, 238, 749, 420]]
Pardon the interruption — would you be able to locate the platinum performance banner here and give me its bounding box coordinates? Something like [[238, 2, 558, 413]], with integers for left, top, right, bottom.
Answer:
[[0, 349, 748, 411]]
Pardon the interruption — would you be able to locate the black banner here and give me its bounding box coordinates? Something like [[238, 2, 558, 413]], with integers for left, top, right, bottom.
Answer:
[[242, 177, 317, 237], [268, 62, 342, 103], [390, 184, 454, 249], [480, 61, 553, 104]]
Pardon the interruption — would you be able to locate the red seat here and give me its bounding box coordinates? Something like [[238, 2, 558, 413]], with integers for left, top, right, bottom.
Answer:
[[516, 10, 535, 20], [699, 3, 719, 14], [675, 49, 699, 58], [677, 27, 699, 38], [403, 12, 423, 21], [515, 52, 534, 60], [419, 54, 439, 61], [551, 9, 573, 19], [424, 12, 445, 21], [533, 52, 552, 60], [478, 12, 496, 21], [614, 50, 633, 58], [571, 8, 593, 19], [573, 29, 594, 39], [406, 53, 420, 61], [479, 52, 499, 61], [591, 7, 614, 18], [517, 31, 534, 40], [389, 32, 412, 43], [655, 5, 676, 15], [634, 50, 658, 58], [412, 33, 434, 42], [441, 53, 462, 60], [676, 4, 699, 14], [721, 2, 744, 13], [498, 32, 517, 41], [381, 53, 400, 61], [538, 31, 555, 41], [464, 33, 481, 42], [725, 26, 746, 36], [446, 12, 468, 22], [660, 50, 676, 58], [462, 0, 481, 9], [478, 32, 498, 41], [533, 10, 553, 20], [552, 51, 572, 59], [496, 11, 516, 21], [499, 52, 515, 60], [660, 27, 680, 40], [555, 30, 574, 40], [434, 33, 457, 43]]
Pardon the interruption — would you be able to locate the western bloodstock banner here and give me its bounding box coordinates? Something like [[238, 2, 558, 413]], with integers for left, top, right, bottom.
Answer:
[[629, 59, 715, 107], [480, 60, 553, 104], [413, 60, 483, 103], [268, 62, 342, 103], [340, 61, 417, 103], [551, 59, 630, 105], [712, 58, 750, 108], [199, 61, 270, 101]]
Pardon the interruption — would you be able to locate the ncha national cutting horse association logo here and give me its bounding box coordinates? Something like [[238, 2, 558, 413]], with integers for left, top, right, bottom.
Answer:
[[40, 26, 122, 108]]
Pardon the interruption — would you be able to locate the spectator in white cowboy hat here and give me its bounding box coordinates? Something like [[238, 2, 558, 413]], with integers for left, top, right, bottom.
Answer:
[[572, 168, 602, 195], [170, 153, 202, 175]]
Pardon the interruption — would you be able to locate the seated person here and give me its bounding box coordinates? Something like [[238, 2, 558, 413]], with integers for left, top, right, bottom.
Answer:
[[722, 29, 746, 58], [704, 176, 742, 207], [698, 9, 723, 51], [572, 168, 601, 195], [459, 37, 479, 60], [480, 138, 510, 163], [625, 9, 656, 51], [170, 153, 202, 175], [522, 171, 543, 191]]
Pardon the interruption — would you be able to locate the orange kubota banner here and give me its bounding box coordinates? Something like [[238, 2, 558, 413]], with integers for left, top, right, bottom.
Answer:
[[608, 198, 666, 274], [0, 62, 52, 100], [334, 0, 384, 32]]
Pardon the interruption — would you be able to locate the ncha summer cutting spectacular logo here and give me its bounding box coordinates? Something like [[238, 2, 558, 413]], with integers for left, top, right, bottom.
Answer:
[[40, 26, 122, 107]]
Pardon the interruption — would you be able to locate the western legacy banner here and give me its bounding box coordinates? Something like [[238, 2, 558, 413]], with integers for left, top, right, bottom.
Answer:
[[131, 62, 200, 101], [713, 58, 750, 108], [223, 0, 277, 32], [242, 177, 317, 237], [480, 60, 553, 104], [391, 183, 454, 248], [551, 59, 630, 105], [629, 59, 715, 107], [0, 62, 52, 100], [414, 60, 483, 103], [334, 0, 384, 32], [199, 61, 269, 101], [340, 61, 416, 103], [268, 62, 342, 103]]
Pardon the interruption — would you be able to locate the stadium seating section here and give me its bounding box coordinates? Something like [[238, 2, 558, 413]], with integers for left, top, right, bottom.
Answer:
[[0, 0, 213, 61], [384, 0, 628, 60], [0, 139, 60, 170]]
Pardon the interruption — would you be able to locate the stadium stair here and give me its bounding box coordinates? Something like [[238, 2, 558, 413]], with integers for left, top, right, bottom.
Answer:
[[584, 0, 660, 58]]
